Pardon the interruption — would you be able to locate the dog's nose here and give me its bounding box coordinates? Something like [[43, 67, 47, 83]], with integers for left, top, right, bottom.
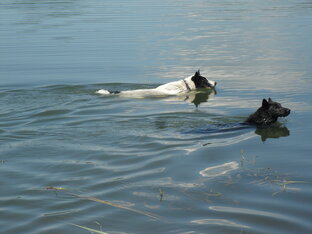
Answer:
[[210, 81, 217, 87], [286, 109, 291, 115]]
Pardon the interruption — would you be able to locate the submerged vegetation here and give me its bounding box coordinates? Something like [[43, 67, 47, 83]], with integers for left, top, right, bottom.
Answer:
[[159, 188, 164, 201], [45, 150, 311, 233], [236, 150, 311, 196]]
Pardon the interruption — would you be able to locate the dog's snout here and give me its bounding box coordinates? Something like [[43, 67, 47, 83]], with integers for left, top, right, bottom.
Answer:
[[283, 108, 291, 116], [209, 81, 217, 87]]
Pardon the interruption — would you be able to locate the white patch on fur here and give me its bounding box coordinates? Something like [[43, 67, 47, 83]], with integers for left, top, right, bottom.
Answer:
[[96, 89, 110, 95], [155, 76, 196, 95]]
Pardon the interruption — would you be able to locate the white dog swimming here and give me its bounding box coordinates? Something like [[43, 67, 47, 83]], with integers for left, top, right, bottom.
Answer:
[[96, 70, 217, 97]]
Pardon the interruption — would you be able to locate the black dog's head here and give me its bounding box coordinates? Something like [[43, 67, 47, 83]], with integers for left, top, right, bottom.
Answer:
[[246, 98, 290, 126], [263, 98, 290, 117], [191, 70, 216, 89]]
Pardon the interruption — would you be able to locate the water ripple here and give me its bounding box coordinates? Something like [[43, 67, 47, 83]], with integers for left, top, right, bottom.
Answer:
[[1, 0, 312, 233]]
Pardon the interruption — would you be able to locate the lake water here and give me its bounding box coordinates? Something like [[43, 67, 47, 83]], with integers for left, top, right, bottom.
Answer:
[[1, 0, 312, 233]]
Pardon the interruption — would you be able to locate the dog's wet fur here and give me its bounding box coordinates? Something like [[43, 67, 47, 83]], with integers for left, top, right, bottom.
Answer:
[[246, 98, 290, 126], [186, 98, 290, 141]]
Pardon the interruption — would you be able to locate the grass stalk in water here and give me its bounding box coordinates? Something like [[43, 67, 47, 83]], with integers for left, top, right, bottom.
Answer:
[[271, 180, 312, 196], [47, 186, 162, 221], [71, 224, 107, 234]]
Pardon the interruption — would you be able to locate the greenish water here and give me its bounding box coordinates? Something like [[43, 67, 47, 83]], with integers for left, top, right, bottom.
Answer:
[[1, 1, 312, 233]]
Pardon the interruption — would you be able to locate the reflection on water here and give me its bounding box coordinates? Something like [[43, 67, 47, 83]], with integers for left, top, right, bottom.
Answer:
[[158, 89, 216, 107], [199, 161, 239, 178], [191, 218, 249, 229], [209, 206, 288, 223], [255, 123, 290, 142], [191, 89, 216, 107]]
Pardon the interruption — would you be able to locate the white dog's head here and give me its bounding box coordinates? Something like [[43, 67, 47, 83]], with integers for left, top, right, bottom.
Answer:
[[191, 70, 216, 88]]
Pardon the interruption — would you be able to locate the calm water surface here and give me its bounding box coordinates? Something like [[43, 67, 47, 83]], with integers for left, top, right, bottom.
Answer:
[[1, 0, 312, 233]]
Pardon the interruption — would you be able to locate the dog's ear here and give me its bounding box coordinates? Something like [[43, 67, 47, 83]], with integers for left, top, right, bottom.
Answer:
[[268, 98, 273, 103], [195, 70, 200, 76], [262, 99, 269, 109]]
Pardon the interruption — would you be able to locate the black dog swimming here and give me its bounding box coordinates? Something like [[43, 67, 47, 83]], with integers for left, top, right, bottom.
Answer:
[[185, 98, 291, 141], [246, 98, 290, 126]]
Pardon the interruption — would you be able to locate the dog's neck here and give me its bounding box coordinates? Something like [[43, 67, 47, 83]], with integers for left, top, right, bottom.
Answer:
[[183, 79, 192, 91], [246, 107, 278, 126], [183, 76, 196, 90]]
